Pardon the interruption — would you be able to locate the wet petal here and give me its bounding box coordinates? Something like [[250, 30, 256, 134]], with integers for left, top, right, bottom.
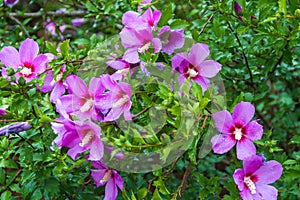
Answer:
[[212, 110, 234, 134], [244, 121, 263, 141], [232, 102, 255, 126], [91, 169, 107, 187], [66, 75, 89, 98], [19, 38, 39, 63], [211, 134, 236, 154], [256, 184, 278, 200], [236, 139, 256, 160], [187, 43, 210, 67], [199, 60, 222, 78], [123, 48, 140, 64], [152, 38, 162, 54], [89, 139, 104, 161], [193, 76, 210, 92], [50, 83, 65, 103], [104, 179, 118, 200], [0, 46, 21, 69], [32, 54, 48, 74], [243, 155, 263, 175], [240, 189, 256, 200], [253, 160, 283, 184], [233, 169, 246, 191]]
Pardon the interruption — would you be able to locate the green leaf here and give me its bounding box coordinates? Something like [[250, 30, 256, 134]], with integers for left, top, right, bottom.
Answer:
[[60, 39, 70, 59], [278, 0, 287, 15], [137, 188, 148, 199], [0, 159, 18, 169], [0, 168, 5, 184], [46, 41, 58, 55], [158, 4, 173, 26], [43, 177, 60, 195], [153, 178, 170, 195], [32, 188, 43, 200], [85, 1, 98, 12], [0, 191, 11, 200], [152, 188, 163, 200], [170, 19, 189, 29]]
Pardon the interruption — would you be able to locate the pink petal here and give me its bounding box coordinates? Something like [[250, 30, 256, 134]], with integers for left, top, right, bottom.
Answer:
[[66, 75, 89, 98], [199, 60, 222, 78], [212, 110, 234, 134], [233, 169, 246, 191], [211, 134, 236, 154], [32, 54, 48, 74], [122, 11, 140, 28], [100, 74, 117, 91], [193, 76, 210, 92], [152, 10, 162, 26], [171, 53, 187, 72], [91, 169, 106, 187], [89, 139, 104, 161], [236, 139, 256, 160], [113, 170, 124, 190], [50, 83, 65, 103], [89, 77, 102, 97], [41, 72, 54, 92], [95, 93, 113, 109], [243, 155, 263, 175], [123, 48, 140, 64], [107, 60, 128, 70], [152, 38, 162, 54], [240, 189, 255, 200], [67, 143, 86, 160], [19, 38, 39, 63], [161, 29, 184, 55], [104, 179, 118, 200], [255, 184, 278, 200], [57, 95, 75, 114], [0, 46, 21, 69], [253, 160, 283, 184], [187, 43, 210, 67], [120, 28, 143, 48], [244, 121, 263, 141], [105, 107, 123, 122], [232, 102, 255, 126]]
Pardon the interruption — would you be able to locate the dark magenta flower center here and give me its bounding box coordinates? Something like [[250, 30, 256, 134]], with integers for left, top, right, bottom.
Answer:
[[229, 124, 246, 141], [20, 62, 34, 78], [243, 174, 258, 194], [184, 64, 198, 78]]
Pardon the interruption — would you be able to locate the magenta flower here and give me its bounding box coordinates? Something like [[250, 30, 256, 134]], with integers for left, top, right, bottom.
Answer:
[[0, 122, 32, 136], [95, 74, 132, 122], [52, 115, 104, 161], [140, 0, 152, 5], [211, 102, 263, 160], [0, 108, 7, 116], [171, 43, 221, 92], [72, 18, 84, 27], [41, 65, 67, 103], [57, 75, 104, 120], [4, 0, 19, 7], [120, 26, 161, 63], [91, 161, 124, 200], [158, 26, 184, 55], [0, 38, 48, 82], [233, 155, 283, 200]]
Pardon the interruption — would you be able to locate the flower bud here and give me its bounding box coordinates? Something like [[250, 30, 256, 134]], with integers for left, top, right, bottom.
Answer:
[[295, 9, 300, 18], [234, 1, 243, 15], [0, 108, 7, 116], [0, 122, 32, 136]]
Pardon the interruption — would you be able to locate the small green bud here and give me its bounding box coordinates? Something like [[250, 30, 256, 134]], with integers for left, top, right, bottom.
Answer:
[[295, 9, 300, 18], [18, 76, 26, 86], [6, 67, 15, 76]]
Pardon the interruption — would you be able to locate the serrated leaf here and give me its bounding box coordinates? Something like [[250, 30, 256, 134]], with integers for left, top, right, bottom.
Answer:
[[85, 1, 98, 12], [46, 41, 58, 55]]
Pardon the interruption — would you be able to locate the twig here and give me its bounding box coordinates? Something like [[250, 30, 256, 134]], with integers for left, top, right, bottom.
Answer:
[[0, 169, 22, 194], [7, 14, 30, 37], [199, 14, 214, 36], [8, 11, 87, 18], [132, 106, 152, 118], [172, 165, 192, 200], [227, 22, 254, 89]]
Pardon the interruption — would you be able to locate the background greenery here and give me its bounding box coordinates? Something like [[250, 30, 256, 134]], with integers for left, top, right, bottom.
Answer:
[[0, 0, 299, 199]]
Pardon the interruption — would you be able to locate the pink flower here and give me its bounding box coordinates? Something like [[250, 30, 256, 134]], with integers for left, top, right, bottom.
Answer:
[[158, 26, 184, 55], [46, 21, 57, 36], [95, 74, 132, 122], [211, 102, 263, 160], [0, 108, 7, 116], [51, 113, 104, 161], [4, 0, 19, 7], [91, 161, 124, 200], [41, 65, 67, 103], [0, 38, 48, 82], [234, 1, 243, 15], [233, 155, 283, 200], [57, 75, 104, 120], [171, 43, 221, 92]]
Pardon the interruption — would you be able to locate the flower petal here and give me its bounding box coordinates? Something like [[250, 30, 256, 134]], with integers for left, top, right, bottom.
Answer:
[[253, 160, 283, 184], [211, 134, 236, 154], [244, 121, 263, 141], [236, 139, 256, 160], [187, 43, 209, 67], [89, 139, 104, 161], [19, 38, 39, 63], [212, 110, 234, 134], [123, 48, 140, 64], [152, 38, 162, 54], [255, 184, 278, 200], [199, 60, 222, 78], [89, 77, 102, 97], [50, 83, 65, 103], [32, 54, 48, 74], [243, 155, 263, 175], [171, 53, 187, 72], [66, 75, 89, 98], [122, 11, 140, 28], [193, 76, 210, 92], [104, 179, 118, 200], [113, 170, 124, 190], [0, 46, 21, 69], [232, 102, 255, 126], [233, 169, 246, 191], [91, 169, 107, 187], [240, 189, 256, 200]]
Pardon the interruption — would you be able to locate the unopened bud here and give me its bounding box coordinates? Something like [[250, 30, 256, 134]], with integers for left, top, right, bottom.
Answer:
[[0, 122, 32, 136], [234, 1, 243, 15], [0, 108, 7, 116]]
